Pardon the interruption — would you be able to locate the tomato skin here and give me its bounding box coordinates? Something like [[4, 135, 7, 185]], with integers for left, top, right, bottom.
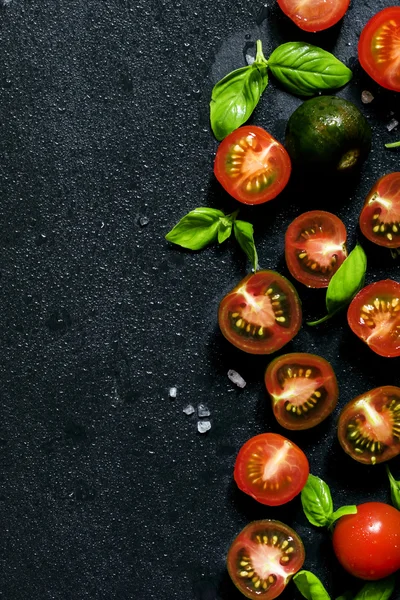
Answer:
[[358, 8, 400, 92], [265, 353, 338, 430], [227, 520, 305, 600], [218, 270, 302, 355], [214, 126, 291, 205], [333, 502, 400, 580], [285, 211, 347, 288], [234, 433, 309, 506], [347, 280, 400, 358], [359, 173, 400, 248], [277, 0, 350, 32]]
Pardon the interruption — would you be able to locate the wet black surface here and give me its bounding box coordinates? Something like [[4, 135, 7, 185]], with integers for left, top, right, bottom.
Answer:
[[0, 1, 399, 599]]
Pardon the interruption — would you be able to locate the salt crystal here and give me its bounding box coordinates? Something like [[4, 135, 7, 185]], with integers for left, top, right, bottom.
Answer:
[[227, 369, 247, 388], [361, 90, 374, 104], [183, 404, 195, 415], [245, 53, 255, 65], [387, 119, 399, 132], [198, 404, 210, 417], [169, 387, 177, 398], [197, 420, 211, 434], [139, 216, 149, 227]]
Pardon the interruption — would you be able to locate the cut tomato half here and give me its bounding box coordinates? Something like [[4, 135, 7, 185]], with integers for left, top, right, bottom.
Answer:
[[338, 387, 400, 465], [285, 211, 347, 288], [265, 353, 338, 430], [359, 172, 400, 248], [234, 433, 309, 506], [358, 7, 400, 92], [218, 271, 302, 355], [277, 0, 350, 32], [347, 280, 400, 357], [214, 126, 291, 205], [227, 520, 305, 600]]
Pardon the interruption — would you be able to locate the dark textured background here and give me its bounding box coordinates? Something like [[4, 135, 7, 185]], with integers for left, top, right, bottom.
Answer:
[[1, 1, 400, 599]]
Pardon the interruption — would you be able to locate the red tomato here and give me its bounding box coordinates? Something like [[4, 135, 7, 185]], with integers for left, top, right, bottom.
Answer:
[[333, 502, 400, 580], [234, 433, 309, 506], [338, 386, 400, 465], [285, 211, 347, 288], [214, 126, 291, 205], [227, 520, 305, 600], [347, 280, 400, 357], [359, 172, 400, 248], [358, 7, 400, 92], [218, 270, 302, 355], [277, 0, 350, 32], [265, 353, 338, 430]]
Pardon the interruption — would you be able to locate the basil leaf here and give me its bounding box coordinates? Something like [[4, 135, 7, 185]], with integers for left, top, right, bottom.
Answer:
[[234, 220, 258, 271], [268, 42, 352, 97], [293, 570, 331, 600], [386, 466, 400, 510], [331, 505, 357, 525], [217, 220, 233, 244], [210, 40, 268, 141], [166, 207, 224, 250], [385, 141, 400, 149], [353, 576, 395, 600], [301, 474, 333, 527]]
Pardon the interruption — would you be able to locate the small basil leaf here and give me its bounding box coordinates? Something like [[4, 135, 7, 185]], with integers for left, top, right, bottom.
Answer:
[[217, 219, 233, 244], [268, 42, 352, 97], [386, 466, 400, 510], [331, 505, 357, 525], [293, 570, 331, 600], [385, 141, 400, 149], [353, 575, 395, 600], [301, 474, 334, 527], [165, 207, 224, 250], [234, 220, 258, 271]]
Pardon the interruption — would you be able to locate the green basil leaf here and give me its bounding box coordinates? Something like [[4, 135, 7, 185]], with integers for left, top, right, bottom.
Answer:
[[386, 466, 400, 510], [268, 42, 352, 97], [210, 40, 268, 140], [385, 141, 400, 149], [234, 220, 258, 271], [301, 474, 333, 527], [293, 570, 331, 600], [218, 219, 233, 244], [331, 505, 357, 525], [353, 576, 395, 600], [165, 207, 224, 250]]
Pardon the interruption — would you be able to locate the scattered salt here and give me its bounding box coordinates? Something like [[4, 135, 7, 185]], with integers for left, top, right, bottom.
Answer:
[[169, 387, 177, 398], [139, 216, 149, 227], [197, 420, 211, 434], [387, 119, 399, 132], [183, 404, 195, 415], [198, 404, 210, 417], [245, 53, 255, 65], [361, 90, 374, 104], [228, 369, 247, 388]]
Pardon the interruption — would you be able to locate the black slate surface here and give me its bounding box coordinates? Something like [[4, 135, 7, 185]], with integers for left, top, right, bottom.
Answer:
[[1, 1, 400, 599]]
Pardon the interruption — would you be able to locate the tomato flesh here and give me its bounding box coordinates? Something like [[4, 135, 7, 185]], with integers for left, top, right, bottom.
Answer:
[[338, 386, 400, 465], [333, 502, 400, 580], [277, 0, 350, 32], [218, 271, 302, 355], [359, 7, 400, 92], [227, 520, 305, 600], [265, 353, 338, 430], [214, 126, 291, 205], [347, 280, 400, 357], [359, 172, 400, 248], [234, 433, 309, 506], [285, 211, 347, 288]]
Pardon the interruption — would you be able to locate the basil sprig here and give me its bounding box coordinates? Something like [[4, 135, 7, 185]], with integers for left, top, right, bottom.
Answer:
[[385, 141, 400, 149], [308, 244, 367, 326], [294, 570, 331, 600], [165, 207, 258, 270], [386, 466, 400, 510], [294, 570, 395, 600], [353, 576, 395, 600], [301, 474, 357, 529]]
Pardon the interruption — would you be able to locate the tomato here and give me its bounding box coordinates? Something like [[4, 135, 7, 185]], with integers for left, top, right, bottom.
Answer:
[[333, 502, 400, 580], [358, 7, 400, 92], [265, 353, 338, 430], [347, 280, 400, 358], [218, 271, 302, 355], [227, 520, 305, 600], [337, 386, 400, 465], [214, 126, 291, 205], [285, 211, 347, 288], [234, 433, 309, 506], [277, 0, 350, 32], [359, 172, 400, 248]]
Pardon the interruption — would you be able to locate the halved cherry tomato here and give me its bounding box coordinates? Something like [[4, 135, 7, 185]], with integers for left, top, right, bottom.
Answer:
[[333, 502, 400, 580], [277, 0, 350, 32], [359, 172, 400, 248], [227, 520, 305, 599], [214, 126, 291, 205], [358, 7, 400, 92], [285, 211, 347, 288], [218, 271, 302, 354], [234, 433, 309, 506], [347, 280, 400, 357], [338, 386, 400, 465], [265, 353, 338, 430]]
